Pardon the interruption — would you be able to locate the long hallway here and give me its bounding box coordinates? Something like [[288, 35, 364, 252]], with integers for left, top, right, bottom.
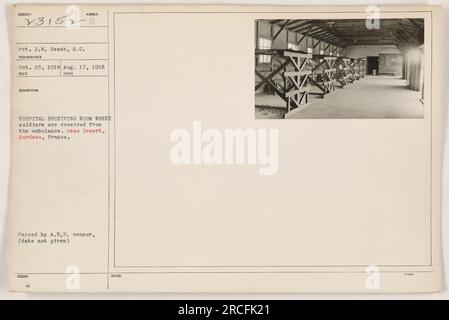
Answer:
[[287, 75, 423, 119]]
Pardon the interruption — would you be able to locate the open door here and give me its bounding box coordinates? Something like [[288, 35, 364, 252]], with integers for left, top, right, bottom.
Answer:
[[366, 56, 379, 75]]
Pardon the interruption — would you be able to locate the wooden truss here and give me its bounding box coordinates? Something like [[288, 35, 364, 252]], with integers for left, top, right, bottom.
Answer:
[[335, 57, 367, 85], [347, 59, 359, 82], [358, 59, 366, 78], [267, 19, 424, 53], [255, 49, 312, 114], [335, 57, 352, 87], [309, 55, 338, 98], [347, 58, 367, 81], [255, 49, 368, 118]]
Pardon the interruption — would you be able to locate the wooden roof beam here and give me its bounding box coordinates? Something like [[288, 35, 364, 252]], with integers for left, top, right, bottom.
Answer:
[[272, 19, 290, 41], [407, 18, 423, 29], [292, 24, 317, 34], [320, 34, 337, 42], [308, 29, 330, 38], [296, 25, 313, 45], [287, 21, 312, 31]]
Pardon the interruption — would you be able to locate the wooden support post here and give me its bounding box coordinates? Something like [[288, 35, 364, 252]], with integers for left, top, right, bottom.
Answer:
[[335, 57, 352, 87], [310, 55, 338, 97], [255, 50, 312, 116], [255, 58, 290, 91], [282, 51, 312, 113]]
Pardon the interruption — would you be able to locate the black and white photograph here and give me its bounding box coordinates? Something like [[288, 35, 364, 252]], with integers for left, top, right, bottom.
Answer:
[[255, 19, 425, 119], [1, 0, 447, 302]]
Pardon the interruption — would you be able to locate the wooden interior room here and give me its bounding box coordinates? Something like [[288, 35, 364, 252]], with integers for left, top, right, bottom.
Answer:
[[255, 19, 425, 119]]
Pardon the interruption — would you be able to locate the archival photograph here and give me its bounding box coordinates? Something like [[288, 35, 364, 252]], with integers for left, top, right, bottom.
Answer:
[[5, 3, 443, 296], [255, 19, 425, 119]]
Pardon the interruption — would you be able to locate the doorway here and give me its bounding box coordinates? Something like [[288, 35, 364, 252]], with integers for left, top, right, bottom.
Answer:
[[366, 56, 379, 75]]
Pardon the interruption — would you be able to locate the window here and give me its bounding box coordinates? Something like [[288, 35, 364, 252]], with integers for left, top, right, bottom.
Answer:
[[258, 38, 272, 64], [307, 47, 313, 54], [288, 43, 299, 51], [258, 37, 272, 49]]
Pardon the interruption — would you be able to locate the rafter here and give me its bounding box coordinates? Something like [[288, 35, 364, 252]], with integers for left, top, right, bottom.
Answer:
[[272, 19, 290, 41], [261, 18, 424, 53]]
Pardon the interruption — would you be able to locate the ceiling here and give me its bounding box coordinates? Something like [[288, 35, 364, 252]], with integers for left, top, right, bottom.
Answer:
[[268, 19, 424, 51]]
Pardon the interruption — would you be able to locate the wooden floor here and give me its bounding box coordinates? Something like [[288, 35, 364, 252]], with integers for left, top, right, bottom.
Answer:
[[255, 75, 424, 119]]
